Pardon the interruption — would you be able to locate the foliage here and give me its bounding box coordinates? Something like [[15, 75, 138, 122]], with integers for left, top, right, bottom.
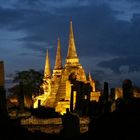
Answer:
[[8, 69, 44, 99]]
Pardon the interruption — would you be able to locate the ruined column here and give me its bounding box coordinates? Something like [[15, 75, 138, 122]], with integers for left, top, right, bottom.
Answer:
[[103, 82, 109, 103], [70, 85, 74, 112], [0, 61, 8, 116], [18, 81, 24, 111], [0, 61, 4, 87], [110, 88, 115, 102], [122, 79, 133, 100], [103, 82, 110, 113], [110, 88, 116, 112]]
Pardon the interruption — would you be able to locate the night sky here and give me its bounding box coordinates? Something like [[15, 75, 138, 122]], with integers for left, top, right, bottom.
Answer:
[[0, 0, 140, 87]]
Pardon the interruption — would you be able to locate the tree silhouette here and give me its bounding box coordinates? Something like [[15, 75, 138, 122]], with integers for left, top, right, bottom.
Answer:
[[8, 69, 43, 108]]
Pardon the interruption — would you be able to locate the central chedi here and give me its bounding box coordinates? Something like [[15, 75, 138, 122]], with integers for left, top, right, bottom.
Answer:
[[33, 20, 100, 114]]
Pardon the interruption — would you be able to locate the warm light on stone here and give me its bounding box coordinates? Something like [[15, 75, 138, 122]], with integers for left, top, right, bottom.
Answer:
[[55, 101, 70, 115], [115, 88, 123, 100], [33, 20, 99, 114], [90, 91, 101, 102]]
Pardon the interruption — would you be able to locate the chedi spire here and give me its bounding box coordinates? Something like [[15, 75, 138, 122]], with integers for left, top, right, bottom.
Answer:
[[44, 49, 51, 78], [54, 38, 62, 70], [67, 20, 78, 59]]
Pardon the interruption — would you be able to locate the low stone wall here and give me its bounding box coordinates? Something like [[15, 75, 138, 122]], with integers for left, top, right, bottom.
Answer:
[[21, 116, 62, 125], [20, 116, 89, 134], [21, 116, 89, 125]]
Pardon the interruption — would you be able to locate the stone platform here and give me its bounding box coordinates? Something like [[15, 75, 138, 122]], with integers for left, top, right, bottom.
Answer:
[[20, 116, 89, 134]]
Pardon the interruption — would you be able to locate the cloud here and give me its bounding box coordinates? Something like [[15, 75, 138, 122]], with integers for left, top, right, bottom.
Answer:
[[98, 55, 140, 74], [127, 0, 140, 3], [0, 6, 24, 29], [0, 1, 132, 57], [0, 0, 140, 87], [90, 65, 140, 88], [6, 0, 91, 12], [1, 1, 140, 62]]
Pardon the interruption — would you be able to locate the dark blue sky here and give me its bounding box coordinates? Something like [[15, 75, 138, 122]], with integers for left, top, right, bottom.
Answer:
[[0, 0, 140, 87]]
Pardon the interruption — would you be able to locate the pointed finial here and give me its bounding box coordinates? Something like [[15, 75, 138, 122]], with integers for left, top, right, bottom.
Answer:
[[70, 17, 72, 22], [54, 37, 62, 70], [66, 19, 78, 59], [88, 72, 93, 82], [46, 48, 48, 56], [44, 49, 51, 78]]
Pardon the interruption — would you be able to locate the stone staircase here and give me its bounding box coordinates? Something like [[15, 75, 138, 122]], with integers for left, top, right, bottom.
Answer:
[[42, 84, 59, 108], [56, 81, 66, 101]]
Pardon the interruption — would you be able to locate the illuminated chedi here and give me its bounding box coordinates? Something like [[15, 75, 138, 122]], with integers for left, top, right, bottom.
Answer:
[[33, 20, 100, 114]]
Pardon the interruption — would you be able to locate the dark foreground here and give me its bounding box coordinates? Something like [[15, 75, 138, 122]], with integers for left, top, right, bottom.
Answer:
[[1, 98, 140, 140]]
